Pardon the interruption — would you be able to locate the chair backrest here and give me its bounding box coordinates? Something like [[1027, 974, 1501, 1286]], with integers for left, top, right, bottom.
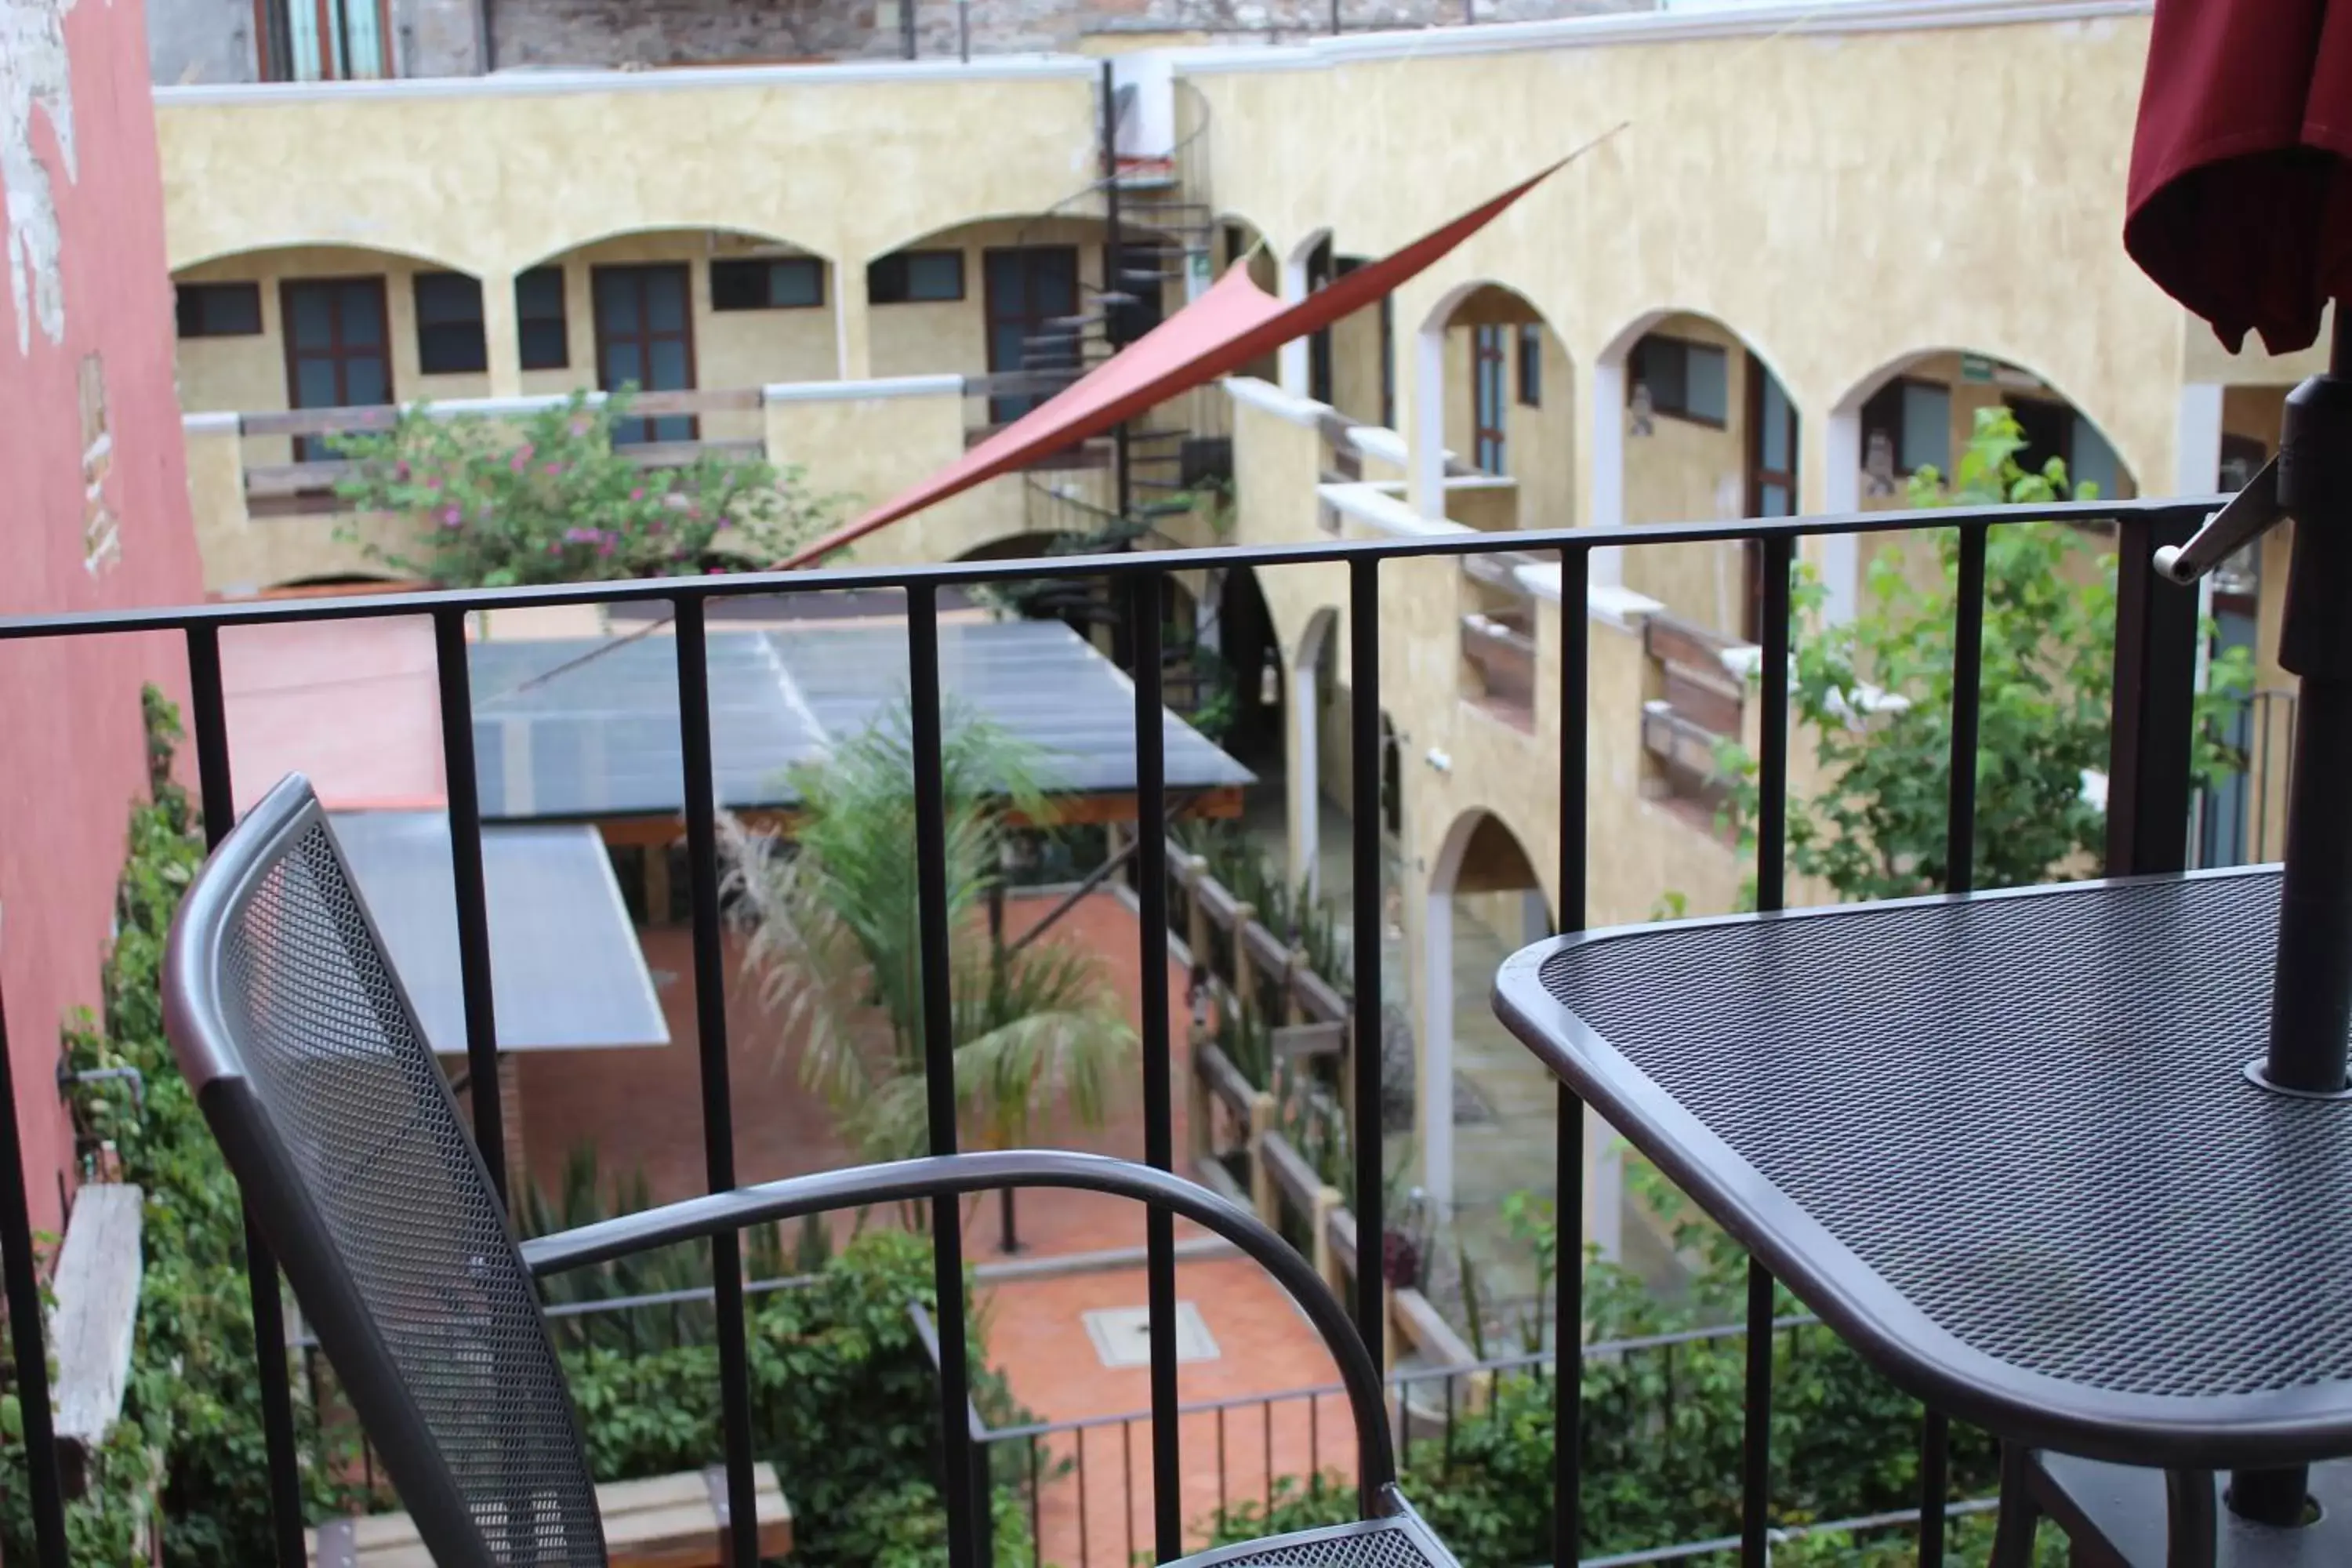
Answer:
[[163, 774, 605, 1567]]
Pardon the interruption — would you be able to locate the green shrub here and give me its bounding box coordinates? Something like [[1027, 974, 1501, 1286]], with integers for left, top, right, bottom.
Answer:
[[329, 390, 835, 587], [1191, 1170, 2069, 1566], [6, 692, 1029, 1568]]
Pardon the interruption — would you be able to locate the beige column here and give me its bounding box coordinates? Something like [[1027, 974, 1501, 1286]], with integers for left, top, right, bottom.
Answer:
[[481, 272, 524, 398], [833, 259, 870, 383]]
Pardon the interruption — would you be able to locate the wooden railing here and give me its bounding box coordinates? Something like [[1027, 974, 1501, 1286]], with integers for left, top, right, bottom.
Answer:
[[1461, 610, 1537, 731], [230, 388, 769, 515], [1640, 610, 1751, 805], [1169, 843, 1477, 1376]]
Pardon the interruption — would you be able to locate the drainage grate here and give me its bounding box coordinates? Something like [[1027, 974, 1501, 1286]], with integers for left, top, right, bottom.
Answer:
[[1081, 1301, 1221, 1367]]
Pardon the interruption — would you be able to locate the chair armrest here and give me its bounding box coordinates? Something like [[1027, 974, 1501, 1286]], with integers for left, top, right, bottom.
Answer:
[[517, 1149, 1396, 1497]]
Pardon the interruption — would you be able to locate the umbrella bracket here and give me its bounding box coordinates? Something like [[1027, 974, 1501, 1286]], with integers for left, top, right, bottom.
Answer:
[[2161, 335, 2352, 1103]]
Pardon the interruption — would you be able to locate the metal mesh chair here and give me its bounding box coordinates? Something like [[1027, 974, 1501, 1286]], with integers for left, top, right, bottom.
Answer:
[[165, 775, 1459, 1568]]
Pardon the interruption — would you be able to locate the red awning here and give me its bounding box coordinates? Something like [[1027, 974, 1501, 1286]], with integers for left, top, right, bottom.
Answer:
[[2125, 0, 2352, 353], [781, 156, 1576, 565]]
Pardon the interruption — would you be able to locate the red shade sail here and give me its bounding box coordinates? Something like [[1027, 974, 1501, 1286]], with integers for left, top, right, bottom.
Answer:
[[780, 156, 1574, 566], [2125, 0, 2352, 353]]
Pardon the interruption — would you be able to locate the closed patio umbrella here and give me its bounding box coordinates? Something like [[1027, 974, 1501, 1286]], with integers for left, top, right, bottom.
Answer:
[[2127, 0, 2352, 1530], [2126, 0, 2352, 353]]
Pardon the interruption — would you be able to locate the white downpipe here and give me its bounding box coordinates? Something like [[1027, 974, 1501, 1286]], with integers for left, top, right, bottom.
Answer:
[[1414, 323, 1448, 520], [1279, 252, 1312, 395], [1820, 406, 1863, 626], [1588, 356, 1628, 588], [2175, 383, 2225, 496], [1420, 885, 1455, 1216], [1588, 1105, 1624, 1261], [1290, 650, 1320, 898]]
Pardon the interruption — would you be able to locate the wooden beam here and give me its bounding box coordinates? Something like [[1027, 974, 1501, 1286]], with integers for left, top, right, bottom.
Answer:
[[51, 1185, 142, 1498], [1196, 1041, 1257, 1121], [308, 1462, 791, 1566]]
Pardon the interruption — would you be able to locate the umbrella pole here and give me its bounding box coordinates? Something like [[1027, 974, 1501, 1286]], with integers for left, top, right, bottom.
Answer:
[[2227, 306, 2352, 1531], [2259, 302, 2352, 1097]]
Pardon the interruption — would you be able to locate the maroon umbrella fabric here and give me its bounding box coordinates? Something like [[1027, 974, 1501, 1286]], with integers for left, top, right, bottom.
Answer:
[[2125, 0, 2352, 353]]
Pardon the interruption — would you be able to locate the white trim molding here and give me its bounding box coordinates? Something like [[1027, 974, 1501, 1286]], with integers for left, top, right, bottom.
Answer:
[[1173, 0, 2146, 74], [1225, 374, 1330, 429], [763, 374, 964, 404], [157, 55, 1096, 108]]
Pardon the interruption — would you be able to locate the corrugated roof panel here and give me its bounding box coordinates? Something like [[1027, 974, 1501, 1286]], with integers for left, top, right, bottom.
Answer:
[[463, 618, 1252, 820], [329, 812, 670, 1054]]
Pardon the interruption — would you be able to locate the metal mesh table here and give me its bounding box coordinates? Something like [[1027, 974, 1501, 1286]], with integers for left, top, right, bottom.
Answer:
[[1494, 867, 2352, 1471]]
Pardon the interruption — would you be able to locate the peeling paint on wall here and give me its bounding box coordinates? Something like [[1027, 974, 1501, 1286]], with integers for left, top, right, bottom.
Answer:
[[79, 352, 120, 573], [3, 0, 81, 353]]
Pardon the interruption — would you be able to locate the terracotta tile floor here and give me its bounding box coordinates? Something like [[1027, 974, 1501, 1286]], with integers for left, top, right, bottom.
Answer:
[[982, 1258, 1358, 1568], [514, 887, 1359, 1560], [514, 889, 1196, 1257]]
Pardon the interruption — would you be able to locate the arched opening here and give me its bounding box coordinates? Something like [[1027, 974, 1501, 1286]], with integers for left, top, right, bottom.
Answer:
[[1283, 608, 1341, 897], [1324, 252, 1396, 432], [263, 572, 412, 594], [517, 227, 835, 443], [862, 212, 1173, 404], [1836, 349, 2136, 507], [1422, 808, 1573, 1298], [1278, 228, 1333, 398], [1213, 216, 1280, 385], [1820, 346, 2142, 631], [172, 243, 488, 463], [1413, 282, 1577, 535], [1596, 309, 1796, 642]]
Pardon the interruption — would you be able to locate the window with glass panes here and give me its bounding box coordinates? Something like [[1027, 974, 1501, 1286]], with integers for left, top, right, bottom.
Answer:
[[280, 277, 391, 461], [413, 273, 487, 376], [1472, 325, 1508, 474], [515, 268, 568, 372]]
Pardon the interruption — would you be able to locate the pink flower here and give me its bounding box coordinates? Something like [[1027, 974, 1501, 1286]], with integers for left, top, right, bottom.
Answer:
[[568, 418, 590, 437], [597, 539, 615, 557], [562, 526, 601, 545], [515, 442, 534, 463], [629, 488, 645, 502], [424, 477, 443, 492], [440, 506, 463, 528], [546, 543, 561, 556], [508, 453, 528, 474], [543, 461, 563, 477], [394, 460, 411, 481]]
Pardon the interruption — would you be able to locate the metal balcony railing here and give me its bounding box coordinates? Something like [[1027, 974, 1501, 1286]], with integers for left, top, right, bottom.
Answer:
[[0, 492, 2215, 1568]]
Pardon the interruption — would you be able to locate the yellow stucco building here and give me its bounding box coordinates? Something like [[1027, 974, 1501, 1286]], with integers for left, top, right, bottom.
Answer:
[[155, 0, 2308, 1259]]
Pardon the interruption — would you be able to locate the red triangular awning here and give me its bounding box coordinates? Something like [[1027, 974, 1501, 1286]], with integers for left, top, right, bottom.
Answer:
[[2124, 0, 2352, 354], [779, 155, 1575, 566]]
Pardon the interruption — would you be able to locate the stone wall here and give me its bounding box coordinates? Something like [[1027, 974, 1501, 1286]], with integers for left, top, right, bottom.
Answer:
[[488, 0, 1643, 71]]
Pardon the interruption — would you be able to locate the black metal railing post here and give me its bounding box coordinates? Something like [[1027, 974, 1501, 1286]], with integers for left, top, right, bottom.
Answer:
[[186, 625, 309, 1568], [1555, 545, 1592, 1568], [0, 975, 70, 1568], [909, 586, 982, 1568], [672, 599, 761, 1568], [1131, 574, 1184, 1562], [2105, 510, 2199, 877], [1347, 560, 1385, 1412], [1945, 522, 1989, 896], [1741, 534, 1795, 1566], [429, 611, 506, 1200]]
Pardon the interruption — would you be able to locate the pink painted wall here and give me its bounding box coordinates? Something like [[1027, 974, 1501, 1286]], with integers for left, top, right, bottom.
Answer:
[[0, 0, 205, 1234]]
